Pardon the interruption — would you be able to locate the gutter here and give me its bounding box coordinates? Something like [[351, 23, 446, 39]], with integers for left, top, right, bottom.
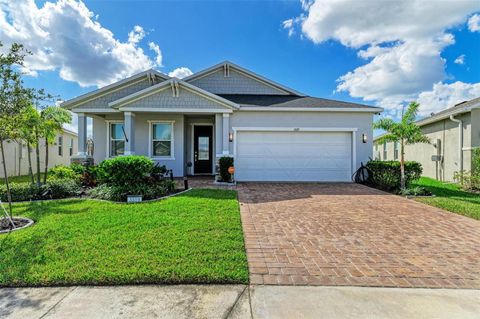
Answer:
[[449, 115, 463, 174]]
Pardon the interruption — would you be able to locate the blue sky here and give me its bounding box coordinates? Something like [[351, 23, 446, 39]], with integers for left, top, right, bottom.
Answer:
[[1, 0, 479, 133]]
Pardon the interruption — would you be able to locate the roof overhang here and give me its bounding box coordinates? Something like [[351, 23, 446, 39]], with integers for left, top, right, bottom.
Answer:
[[238, 106, 384, 112], [61, 69, 169, 110], [108, 78, 240, 110], [183, 61, 306, 96]]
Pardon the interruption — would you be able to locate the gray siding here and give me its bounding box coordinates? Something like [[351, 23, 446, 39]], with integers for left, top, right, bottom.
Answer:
[[189, 69, 288, 95], [79, 79, 153, 109], [123, 87, 228, 110], [230, 111, 374, 171]]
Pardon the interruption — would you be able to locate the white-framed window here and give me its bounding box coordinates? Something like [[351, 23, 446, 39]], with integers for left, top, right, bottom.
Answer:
[[69, 138, 74, 156], [109, 122, 125, 157], [394, 141, 399, 160], [149, 121, 174, 159], [383, 142, 387, 160], [58, 136, 63, 156]]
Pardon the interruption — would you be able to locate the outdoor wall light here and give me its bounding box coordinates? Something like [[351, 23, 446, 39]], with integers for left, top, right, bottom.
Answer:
[[362, 133, 367, 143], [229, 132, 234, 142]]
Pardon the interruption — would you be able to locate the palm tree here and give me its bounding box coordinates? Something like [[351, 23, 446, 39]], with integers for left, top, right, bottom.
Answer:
[[374, 102, 430, 190], [40, 106, 71, 184]]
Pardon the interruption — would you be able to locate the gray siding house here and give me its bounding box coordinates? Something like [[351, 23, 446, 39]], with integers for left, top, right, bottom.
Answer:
[[62, 61, 382, 182], [374, 97, 480, 181]]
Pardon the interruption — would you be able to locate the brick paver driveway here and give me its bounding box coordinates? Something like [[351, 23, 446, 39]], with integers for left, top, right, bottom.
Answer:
[[237, 183, 480, 288]]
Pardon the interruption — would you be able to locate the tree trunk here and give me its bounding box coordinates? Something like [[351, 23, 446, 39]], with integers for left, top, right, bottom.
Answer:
[[43, 138, 48, 185], [34, 128, 41, 185], [0, 138, 15, 227], [27, 143, 34, 184], [400, 139, 406, 190]]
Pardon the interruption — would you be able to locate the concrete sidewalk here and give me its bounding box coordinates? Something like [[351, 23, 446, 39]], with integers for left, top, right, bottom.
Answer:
[[1, 285, 479, 319]]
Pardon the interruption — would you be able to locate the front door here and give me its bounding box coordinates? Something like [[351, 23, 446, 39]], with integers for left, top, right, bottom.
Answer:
[[194, 125, 213, 174]]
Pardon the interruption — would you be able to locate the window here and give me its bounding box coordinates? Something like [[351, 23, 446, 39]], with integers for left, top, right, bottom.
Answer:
[[151, 122, 173, 157], [383, 142, 387, 160], [110, 123, 125, 157], [69, 139, 74, 156], [394, 141, 399, 160], [58, 136, 63, 156]]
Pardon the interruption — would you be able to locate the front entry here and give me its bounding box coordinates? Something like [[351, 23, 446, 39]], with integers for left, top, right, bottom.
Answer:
[[193, 125, 213, 174]]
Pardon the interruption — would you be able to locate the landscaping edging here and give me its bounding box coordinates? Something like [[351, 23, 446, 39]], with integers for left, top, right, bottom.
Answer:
[[0, 217, 34, 234]]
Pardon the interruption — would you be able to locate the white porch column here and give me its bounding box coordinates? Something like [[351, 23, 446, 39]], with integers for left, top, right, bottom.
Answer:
[[77, 113, 87, 156], [215, 114, 223, 156], [124, 112, 135, 155], [222, 113, 230, 155]]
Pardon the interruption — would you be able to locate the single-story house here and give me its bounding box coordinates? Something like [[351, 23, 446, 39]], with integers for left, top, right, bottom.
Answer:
[[1, 128, 78, 178], [62, 61, 382, 182], [373, 97, 480, 181]]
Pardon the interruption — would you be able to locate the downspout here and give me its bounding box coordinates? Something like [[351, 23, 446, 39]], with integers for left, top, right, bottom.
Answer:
[[449, 115, 463, 179]]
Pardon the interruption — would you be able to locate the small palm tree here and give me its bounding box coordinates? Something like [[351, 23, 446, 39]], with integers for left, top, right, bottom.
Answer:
[[374, 102, 430, 190]]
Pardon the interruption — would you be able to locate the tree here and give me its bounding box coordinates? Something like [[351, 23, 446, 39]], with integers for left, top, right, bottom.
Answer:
[[40, 106, 71, 184], [0, 42, 30, 224], [17, 104, 41, 184], [374, 102, 430, 190]]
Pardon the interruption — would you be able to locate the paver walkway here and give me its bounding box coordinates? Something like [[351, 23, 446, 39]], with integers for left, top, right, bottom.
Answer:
[[237, 183, 480, 288]]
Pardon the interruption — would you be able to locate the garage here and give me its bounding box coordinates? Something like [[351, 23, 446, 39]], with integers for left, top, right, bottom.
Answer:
[[234, 129, 354, 182]]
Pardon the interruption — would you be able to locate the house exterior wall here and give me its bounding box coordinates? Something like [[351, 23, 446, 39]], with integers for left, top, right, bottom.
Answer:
[[92, 113, 185, 176], [229, 111, 374, 170], [188, 69, 288, 95], [373, 112, 473, 181], [0, 131, 78, 178]]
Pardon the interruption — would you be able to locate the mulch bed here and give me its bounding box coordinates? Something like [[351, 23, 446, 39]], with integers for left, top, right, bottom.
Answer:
[[0, 217, 34, 233]]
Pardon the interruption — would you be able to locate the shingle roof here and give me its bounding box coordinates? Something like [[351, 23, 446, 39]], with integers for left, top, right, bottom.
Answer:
[[417, 97, 480, 123], [218, 94, 379, 109]]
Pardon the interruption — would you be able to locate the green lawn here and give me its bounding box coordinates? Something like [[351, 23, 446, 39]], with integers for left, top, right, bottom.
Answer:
[[0, 189, 248, 287], [1, 174, 44, 184], [411, 177, 480, 220]]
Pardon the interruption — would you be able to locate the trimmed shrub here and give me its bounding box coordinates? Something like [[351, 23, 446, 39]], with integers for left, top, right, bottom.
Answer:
[[218, 156, 234, 182], [98, 156, 154, 187], [48, 165, 81, 181], [0, 179, 82, 202], [71, 163, 100, 188], [88, 180, 175, 202], [366, 160, 422, 191]]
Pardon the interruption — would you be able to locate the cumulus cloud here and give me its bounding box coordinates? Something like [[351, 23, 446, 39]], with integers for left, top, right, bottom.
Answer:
[[148, 42, 163, 67], [0, 0, 163, 87], [287, 0, 479, 114], [417, 81, 480, 116], [454, 54, 466, 65], [468, 13, 480, 32], [168, 67, 193, 79]]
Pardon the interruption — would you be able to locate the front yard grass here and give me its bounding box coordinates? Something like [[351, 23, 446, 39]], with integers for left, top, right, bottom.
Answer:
[[0, 189, 248, 287], [411, 177, 480, 220]]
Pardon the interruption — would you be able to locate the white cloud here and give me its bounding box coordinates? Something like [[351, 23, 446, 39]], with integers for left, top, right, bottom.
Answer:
[[468, 13, 480, 32], [283, 19, 295, 37], [417, 81, 480, 116], [168, 67, 193, 79], [454, 54, 466, 65], [0, 0, 163, 87], [148, 42, 163, 67], [288, 0, 479, 114]]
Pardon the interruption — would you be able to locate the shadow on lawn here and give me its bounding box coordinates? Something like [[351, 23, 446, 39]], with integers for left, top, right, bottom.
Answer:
[[415, 184, 480, 204]]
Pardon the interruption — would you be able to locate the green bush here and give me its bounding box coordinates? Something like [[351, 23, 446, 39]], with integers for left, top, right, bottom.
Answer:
[[454, 170, 480, 191], [88, 180, 175, 202], [398, 186, 432, 196], [98, 156, 154, 187], [366, 160, 422, 191], [0, 179, 82, 202], [71, 163, 99, 188], [48, 165, 81, 181], [218, 156, 234, 182]]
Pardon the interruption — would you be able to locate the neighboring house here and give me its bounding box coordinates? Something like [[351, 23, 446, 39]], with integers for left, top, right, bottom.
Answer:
[[0, 128, 78, 178], [62, 61, 382, 182], [373, 97, 480, 181]]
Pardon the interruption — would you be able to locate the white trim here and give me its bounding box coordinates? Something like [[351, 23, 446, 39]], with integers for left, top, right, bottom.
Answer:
[[148, 120, 175, 160], [105, 120, 124, 159], [190, 124, 215, 175], [222, 113, 230, 118], [118, 107, 233, 113], [463, 146, 480, 151], [232, 127, 358, 180], [183, 61, 305, 96], [238, 107, 383, 113], [71, 108, 120, 113], [62, 70, 169, 109], [108, 78, 239, 110]]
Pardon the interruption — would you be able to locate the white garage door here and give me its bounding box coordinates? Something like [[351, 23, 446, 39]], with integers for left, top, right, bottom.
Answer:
[[235, 130, 353, 182]]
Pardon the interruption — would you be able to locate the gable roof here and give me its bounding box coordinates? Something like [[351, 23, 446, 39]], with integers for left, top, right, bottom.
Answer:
[[219, 94, 382, 111], [61, 69, 169, 109], [183, 61, 305, 96], [108, 78, 240, 110]]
